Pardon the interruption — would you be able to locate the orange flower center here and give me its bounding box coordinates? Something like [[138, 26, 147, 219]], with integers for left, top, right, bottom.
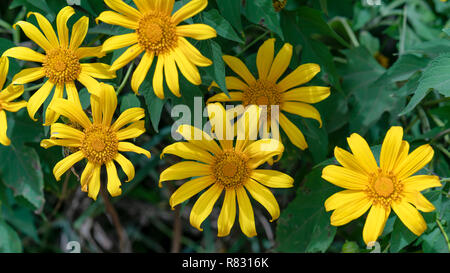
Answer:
[[213, 149, 250, 188], [367, 169, 403, 207], [43, 48, 81, 84], [81, 124, 118, 164], [136, 12, 178, 55], [242, 80, 281, 119]]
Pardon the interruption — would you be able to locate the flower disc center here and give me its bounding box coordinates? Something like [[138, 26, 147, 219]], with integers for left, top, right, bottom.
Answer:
[[213, 150, 249, 188], [43, 48, 81, 84], [81, 124, 118, 164], [137, 12, 178, 55], [374, 176, 394, 197]]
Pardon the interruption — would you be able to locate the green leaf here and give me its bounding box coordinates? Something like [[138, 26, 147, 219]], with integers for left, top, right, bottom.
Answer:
[[400, 53, 450, 115], [120, 93, 141, 113], [141, 78, 167, 133], [215, 0, 243, 33], [244, 0, 284, 40], [200, 40, 228, 96], [202, 9, 244, 44], [390, 216, 418, 252], [276, 167, 337, 253], [0, 219, 22, 253]]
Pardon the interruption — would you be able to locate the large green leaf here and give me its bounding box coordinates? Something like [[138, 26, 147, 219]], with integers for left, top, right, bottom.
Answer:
[[0, 219, 22, 253], [202, 9, 244, 44], [215, 0, 243, 33], [244, 0, 284, 40]]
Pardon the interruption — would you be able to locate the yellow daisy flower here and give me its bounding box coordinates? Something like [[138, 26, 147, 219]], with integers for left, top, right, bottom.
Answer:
[[40, 83, 151, 200], [322, 126, 442, 245], [3, 6, 116, 125], [159, 103, 294, 237], [208, 38, 330, 150], [96, 0, 217, 98], [0, 56, 27, 146]]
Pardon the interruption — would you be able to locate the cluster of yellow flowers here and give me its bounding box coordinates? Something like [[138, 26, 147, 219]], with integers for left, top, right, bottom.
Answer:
[[0, 0, 442, 244]]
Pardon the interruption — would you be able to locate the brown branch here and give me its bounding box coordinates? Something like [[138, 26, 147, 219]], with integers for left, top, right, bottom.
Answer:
[[168, 183, 182, 253]]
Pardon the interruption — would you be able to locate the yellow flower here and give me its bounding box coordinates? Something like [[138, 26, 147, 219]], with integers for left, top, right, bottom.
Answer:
[[3, 6, 116, 125], [40, 83, 151, 200], [96, 0, 216, 98], [208, 38, 330, 150], [159, 103, 294, 237], [0, 56, 27, 146], [322, 126, 442, 245]]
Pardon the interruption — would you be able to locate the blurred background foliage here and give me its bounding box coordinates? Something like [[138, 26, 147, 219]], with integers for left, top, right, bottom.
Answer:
[[0, 0, 449, 253]]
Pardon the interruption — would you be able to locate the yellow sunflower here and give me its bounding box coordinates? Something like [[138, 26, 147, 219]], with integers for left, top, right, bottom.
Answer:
[[3, 6, 115, 125], [159, 103, 294, 237], [40, 83, 151, 200], [322, 126, 442, 245], [96, 0, 216, 98], [208, 38, 330, 150], [0, 56, 27, 146]]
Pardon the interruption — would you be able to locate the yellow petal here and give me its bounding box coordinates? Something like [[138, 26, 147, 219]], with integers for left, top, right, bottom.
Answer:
[[0, 111, 10, 146], [380, 126, 403, 173], [279, 112, 308, 150], [402, 175, 442, 192], [212, 76, 248, 92], [102, 33, 138, 52], [267, 43, 292, 83], [159, 161, 211, 187], [392, 200, 427, 236], [96, 11, 138, 29], [156, 0, 175, 15], [171, 0, 208, 25], [236, 187, 257, 237], [362, 205, 388, 245], [330, 197, 372, 226], [393, 140, 409, 168], [245, 139, 284, 169], [176, 24, 217, 40], [3, 47, 46, 63], [114, 153, 135, 182], [105, 160, 122, 197], [324, 190, 367, 212], [81, 63, 116, 79], [178, 37, 212, 67], [116, 120, 146, 140], [105, 0, 142, 20], [256, 38, 275, 79], [27, 12, 59, 47], [112, 107, 145, 131], [206, 92, 243, 103], [50, 123, 84, 140], [277, 63, 321, 92], [12, 67, 45, 85], [80, 161, 95, 191], [0, 56, 8, 89], [161, 142, 214, 163], [27, 80, 54, 121], [49, 98, 92, 129], [118, 141, 151, 158], [282, 86, 330, 103], [244, 179, 280, 222], [110, 44, 143, 71], [322, 165, 369, 190], [87, 165, 101, 200], [76, 46, 106, 59], [173, 47, 201, 85], [347, 133, 378, 174], [131, 52, 154, 94], [404, 191, 436, 212], [206, 103, 234, 149], [99, 83, 117, 126], [1, 101, 27, 112], [217, 189, 237, 237], [189, 183, 222, 231], [44, 84, 64, 126], [393, 144, 434, 180], [56, 6, 75, 48], [169, 176, 215, 209], [334, 146, 367, 175], [133, 0, 153, 12], [70, 16, 89, 50], [78, 72, 102, 98], [222, 55, 256, 86], [164, 53, 180, 97], [250, 169, 293, 188], [153, 56, 165, 99], [53, 151, 84, 181], [13, 21, 53, 51], [282, 101, 323, 127], [40, 138, 81, 149], [0, 84, 24, 102], [176, 124, 222, 155]]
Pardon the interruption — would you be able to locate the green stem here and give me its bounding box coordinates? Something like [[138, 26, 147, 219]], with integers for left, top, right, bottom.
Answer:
[[436, 218, 450, 252], [116, 62, 134, 95], [423, 97, 450, 107], [24, 83, 44, 92], [236, 30, 270, 57]]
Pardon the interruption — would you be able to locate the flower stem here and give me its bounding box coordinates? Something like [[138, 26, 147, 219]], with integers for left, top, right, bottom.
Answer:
[[24, 83, 44, 92], [236, 30, 270, 57], [116, 62, 134, 95], [436, 218, 450, 252]]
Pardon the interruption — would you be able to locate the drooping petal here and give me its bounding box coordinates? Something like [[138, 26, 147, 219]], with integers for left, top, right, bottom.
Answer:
[[0, 56, 8, 90], [27, 12, 59, 47], [176, 124, 222, 155], [116, 120, 146, 140], [0, 84, 23, 102], [110, 44, 144, 71], [164, 53, 180, 97], [189, 183, 223, 231], [1, 101, 27, 112], [131, 52, 154, 94], [0, 111, 10, 146], [111, 108, 145, 131], [40, 139, 81, 149], [347, 133, 379, 174], [96, 11, 138, 29], [153, 56, 165, 99], [281, 101, 323, 127], [282, 86, 330, 103], [245, 179, 280, 222], [27, 80, 54, 121], [56, 6, 75, 48], [80, 63, 116, 79], [160, 142, 214, 164], [159, 161, 211, 187], [176, 24, 217, 40], [392, 201, 427, 236], [279, 113, 308, 150], [236, 187, 257, 237], [12, 67, 45, 85], [245, 139, 284, 169], [322, 165, 369, 190], [169, 176, 215, 209], [101, 33, 139, 52], [393, 144, 434, 180], [222, 55, 256, 86], [80, 161, 95, 192], [324, 190, 368, 212], [114, 153, 135, 182], [404, 191, 436, 212], [206, 92, 243, 103], [44, 84, 64, 126], [171, 0, 208, 25], [50, 123, 85, 140], [3, 47, 46, 63], [13, 21, 53, 51], [250, 169, 294, 188], [267, 43, 293, 83], [177, 37, 212, 67], [69, 16, 89, 50], [118, 141, 151, 158], [173, 47, 201, 85], [256, 38, 275, 80], [209, 76, 248, 92], [49, 98, 92, 129], [277, 63, 321, 92], [362, 205, 388, 245], [217, 189, 237, 237], [77, 72, 101, 96], [53, 151, 84, 181], [105, 160, 122, 197], [329, 197, 372, 226], [87, 165, 102, 200], [105, 0, 143, 20], [380, 126, 403, 173]]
